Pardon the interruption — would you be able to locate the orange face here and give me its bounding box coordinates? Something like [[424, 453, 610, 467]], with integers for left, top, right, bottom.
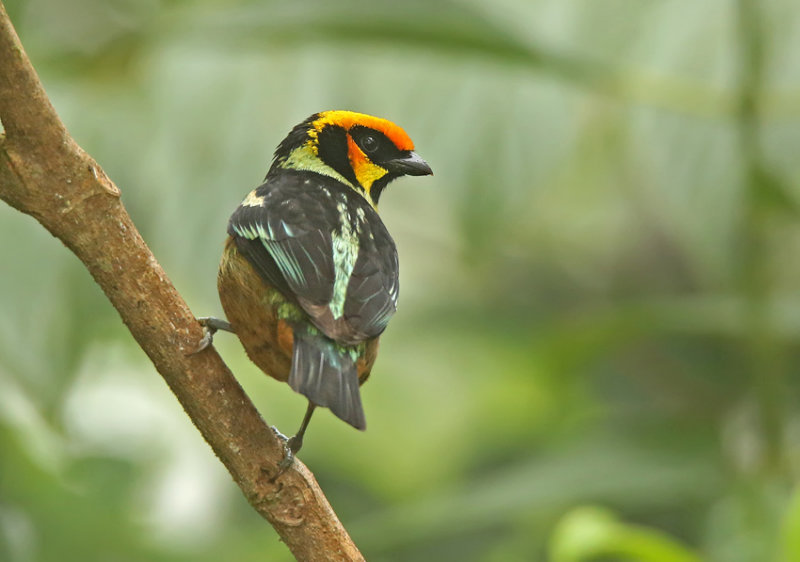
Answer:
[[344, 133, 386, 192], [311, 111, 415, 194]]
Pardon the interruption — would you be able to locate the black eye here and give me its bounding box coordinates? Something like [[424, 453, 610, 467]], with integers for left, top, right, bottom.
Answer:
[[361, 134, 379, 153]]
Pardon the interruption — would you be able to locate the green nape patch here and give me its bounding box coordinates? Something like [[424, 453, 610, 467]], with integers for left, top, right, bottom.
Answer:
[[264, 288, 304, 322], [265, 288, 365, 360]]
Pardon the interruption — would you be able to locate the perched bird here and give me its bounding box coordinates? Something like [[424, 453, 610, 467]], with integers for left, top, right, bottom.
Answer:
[[197, 110, 431, 474]]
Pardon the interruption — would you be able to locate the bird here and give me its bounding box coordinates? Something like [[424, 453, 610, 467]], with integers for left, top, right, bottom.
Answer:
[[195, 110, 431, 476]]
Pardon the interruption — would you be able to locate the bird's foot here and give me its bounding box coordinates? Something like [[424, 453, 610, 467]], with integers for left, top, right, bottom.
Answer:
[[270, 433, 304, 482], [269, 403, 314, 481], [187, 317, 234, 355], [270, 425, 290, 443]]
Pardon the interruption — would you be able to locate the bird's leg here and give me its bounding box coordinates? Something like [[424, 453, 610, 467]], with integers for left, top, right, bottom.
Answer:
[[271, 402, 317, 481], [286, 402, 316, 457], [188, 317, 234, 354]]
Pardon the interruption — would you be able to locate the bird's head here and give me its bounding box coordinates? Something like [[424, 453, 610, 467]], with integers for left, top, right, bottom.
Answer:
[[270, 110, 432, 206]]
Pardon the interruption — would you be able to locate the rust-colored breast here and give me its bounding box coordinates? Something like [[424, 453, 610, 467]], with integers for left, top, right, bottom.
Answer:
[[217, 237, 379, 384]]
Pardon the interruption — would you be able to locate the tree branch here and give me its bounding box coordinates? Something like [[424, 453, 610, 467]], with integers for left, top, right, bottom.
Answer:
[[0, 3, 363, 560]]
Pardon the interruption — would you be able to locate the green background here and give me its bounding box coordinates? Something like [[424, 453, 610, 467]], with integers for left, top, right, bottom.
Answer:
[[2, 0, 800, 560]]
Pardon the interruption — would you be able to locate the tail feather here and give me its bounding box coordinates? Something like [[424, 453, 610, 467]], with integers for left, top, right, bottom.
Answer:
[[289, 327, 366, 430]]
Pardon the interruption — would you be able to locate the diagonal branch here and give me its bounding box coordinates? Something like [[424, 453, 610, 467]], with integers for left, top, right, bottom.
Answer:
[[0, 3, 362, 560]]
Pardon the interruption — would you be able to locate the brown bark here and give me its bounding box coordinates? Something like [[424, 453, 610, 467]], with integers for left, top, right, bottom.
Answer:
[[0, 3, 363, 560]]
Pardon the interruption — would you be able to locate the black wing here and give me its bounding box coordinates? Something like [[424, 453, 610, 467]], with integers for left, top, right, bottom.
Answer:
[[229, 176, 337, 306], [343, 214, 399, 337], [228, 171, 398, 344]]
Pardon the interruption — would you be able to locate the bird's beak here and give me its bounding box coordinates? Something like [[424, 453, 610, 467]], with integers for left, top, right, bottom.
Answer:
[[386, 151, 433, 176]]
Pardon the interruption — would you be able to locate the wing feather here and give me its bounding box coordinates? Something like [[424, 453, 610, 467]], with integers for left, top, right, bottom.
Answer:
[[228, 171, 399, 343]]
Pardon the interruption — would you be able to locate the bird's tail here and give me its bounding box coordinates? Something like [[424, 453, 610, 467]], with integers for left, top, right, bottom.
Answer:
[[288, 326, 366, 430]]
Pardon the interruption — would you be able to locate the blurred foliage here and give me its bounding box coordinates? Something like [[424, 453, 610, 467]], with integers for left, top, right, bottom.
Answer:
[[1, 0, 800, 560], [549, 506, 703, 562]]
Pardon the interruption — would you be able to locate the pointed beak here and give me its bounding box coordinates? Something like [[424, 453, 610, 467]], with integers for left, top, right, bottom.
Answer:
[[386, 151, 433, 176]]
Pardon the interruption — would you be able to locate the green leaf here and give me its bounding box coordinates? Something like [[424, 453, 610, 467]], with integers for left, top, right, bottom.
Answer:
[[549, 506, 704, 562]]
